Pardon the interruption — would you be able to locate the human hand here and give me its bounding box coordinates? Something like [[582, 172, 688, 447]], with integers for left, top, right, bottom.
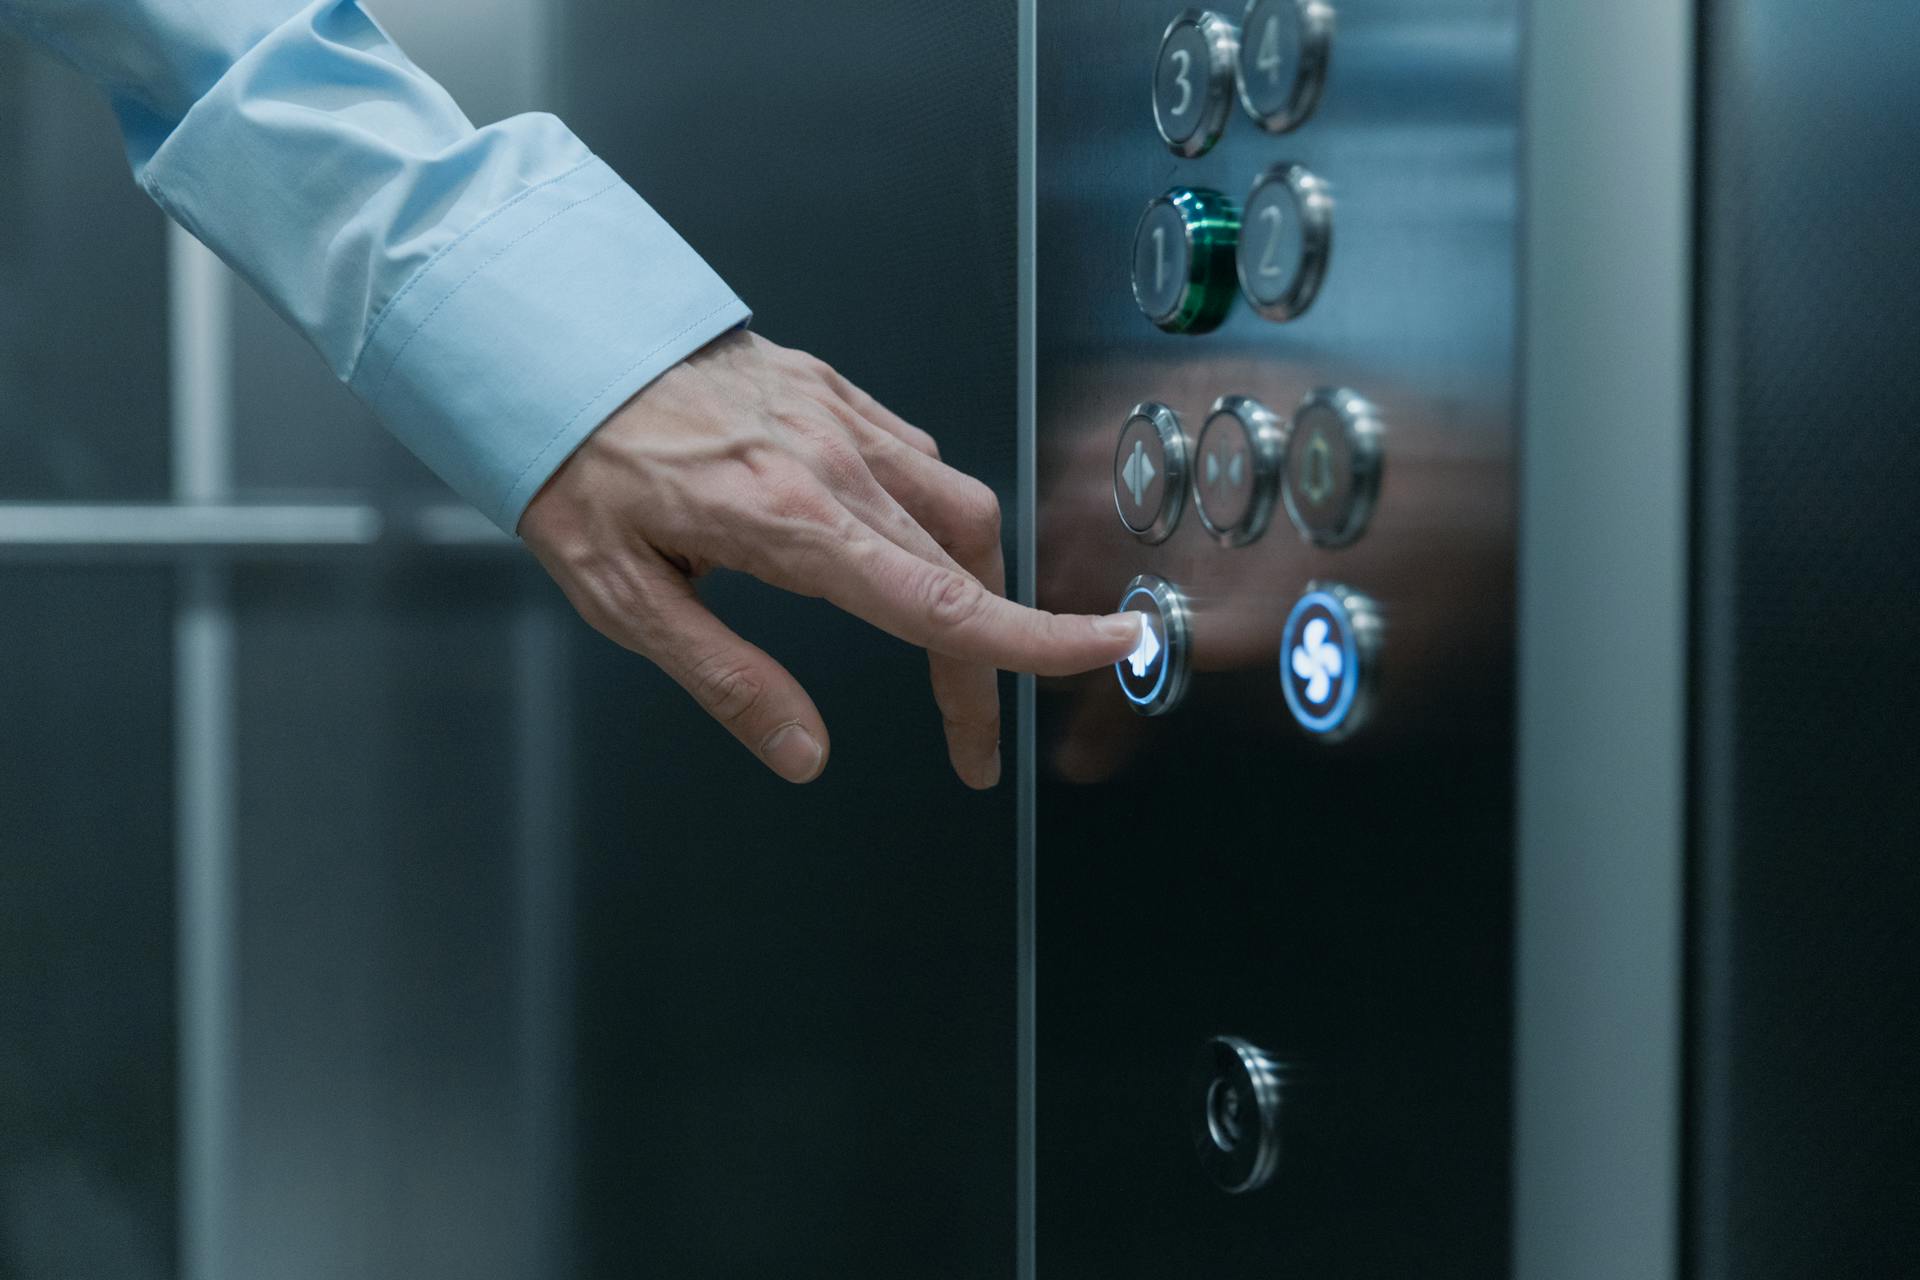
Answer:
[[519, 329, 1144, 788]]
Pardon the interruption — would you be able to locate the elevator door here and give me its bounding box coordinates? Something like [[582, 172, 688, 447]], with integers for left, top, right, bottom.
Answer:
[[1031, 1, 1519, 1274]]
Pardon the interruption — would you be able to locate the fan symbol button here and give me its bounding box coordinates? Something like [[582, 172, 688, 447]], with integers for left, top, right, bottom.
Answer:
[[1290, 616, 1343, 705]]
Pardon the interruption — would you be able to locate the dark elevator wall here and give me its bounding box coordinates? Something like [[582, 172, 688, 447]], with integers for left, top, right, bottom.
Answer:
[[553, 3, 1022, 1276], [1691, 0, 1920, 1274]]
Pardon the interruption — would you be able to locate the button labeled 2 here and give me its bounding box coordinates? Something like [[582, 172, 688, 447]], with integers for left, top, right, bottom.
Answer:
[[1236, 163, 1332, 323], [1134, 187, 1241, 334], [1153, 9, 1240, 157]]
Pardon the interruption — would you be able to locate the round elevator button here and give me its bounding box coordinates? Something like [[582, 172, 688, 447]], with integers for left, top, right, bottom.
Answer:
[[1133, 187, 1241, 335], [1193, 395, 1284, 547], [1114, 402, 1189, 543], [1234, 0, 1334, 134], [1280, 582, 1379, 740], [1188, 1036, 1294, 1194], [1282, 387, 1381, 547], [1115, 574, 1191, 717], [1236, 163, 1332, 322], [1153, 9, 1240, 158]]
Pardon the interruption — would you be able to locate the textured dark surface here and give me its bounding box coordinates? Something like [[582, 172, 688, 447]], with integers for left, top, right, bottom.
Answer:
[[0, 569, 177, 1279], [1691, 0, 1920, 1274], [556, 2, 1022, 1276]]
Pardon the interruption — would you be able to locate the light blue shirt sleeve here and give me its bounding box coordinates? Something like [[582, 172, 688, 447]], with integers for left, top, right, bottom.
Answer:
[[0, 0, 751, 531]]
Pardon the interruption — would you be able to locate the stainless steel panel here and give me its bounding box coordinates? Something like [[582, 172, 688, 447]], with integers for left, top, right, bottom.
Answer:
[[1032, 1, 1518, 1272]]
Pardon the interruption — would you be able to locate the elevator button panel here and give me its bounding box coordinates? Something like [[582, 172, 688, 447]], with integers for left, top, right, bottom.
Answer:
[[1234, 0, 1334, 134], [1282, 387, 1381, 546], [1237, 163, 1332, 322], [1189, 1036, 1293, 1194], [1133, 187, 1241, 334], [1114, 402, 1189, 542], [1153, 9, 1240, 157], [1281, 583, 1378, 740], [1193, 395, 1284, 546], [1115, 574, 1192, 717]]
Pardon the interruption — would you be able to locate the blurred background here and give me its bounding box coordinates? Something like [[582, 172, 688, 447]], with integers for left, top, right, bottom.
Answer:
[[1, 2, 1020, 1276]]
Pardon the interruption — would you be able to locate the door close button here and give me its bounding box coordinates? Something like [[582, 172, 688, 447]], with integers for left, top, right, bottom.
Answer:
[[1194, 394, 1284, 546]]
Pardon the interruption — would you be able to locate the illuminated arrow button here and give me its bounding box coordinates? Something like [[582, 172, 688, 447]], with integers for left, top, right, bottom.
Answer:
[[1114, 575, 1191, 716]]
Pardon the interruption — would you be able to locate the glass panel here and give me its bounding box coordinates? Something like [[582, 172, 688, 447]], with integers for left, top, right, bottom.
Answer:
[[0, 42, 172, 501], [0, 566, 176, 1276]]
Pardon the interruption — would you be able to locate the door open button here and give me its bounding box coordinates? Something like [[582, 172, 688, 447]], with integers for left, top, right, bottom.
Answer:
[[1113, 402, 1189, 543]]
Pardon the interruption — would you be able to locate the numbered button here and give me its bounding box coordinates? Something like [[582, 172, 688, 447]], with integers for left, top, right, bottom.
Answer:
[[1282, 387, 1381, 547], [1280, 583, 1379, 740], [1193, 395, 1284, 547], [1114, 402, 1189, 543], [1153, 9, 1240, 157], [1235, 0, 1334, 134], [1116, 575, 1192, 717], [1133, 187, 1241, 334], [1237, 163, 1331, 323]]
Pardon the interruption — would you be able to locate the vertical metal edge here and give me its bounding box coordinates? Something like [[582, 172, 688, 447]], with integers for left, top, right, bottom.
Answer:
[[1015, 0, 1039, 1275], [170, 224, 236, 1280], [1513, 0, 1694, 1277]]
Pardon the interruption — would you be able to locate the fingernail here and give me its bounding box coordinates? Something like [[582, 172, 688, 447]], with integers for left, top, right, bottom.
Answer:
[[1097, 613, 1144, 645], [763, 724, 824, 783], [982, 747, 1003, 789]]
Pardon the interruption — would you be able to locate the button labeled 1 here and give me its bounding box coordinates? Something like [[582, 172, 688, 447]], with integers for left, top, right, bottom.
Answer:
[[1153, 9, 1240, 157], [1115, 574, 1191, 717], [1237, 163, 1331, 323], [1280, 583, 1378, 739], [1235, 0, 1334, 134], [1134, 187, 1241, 334], [1194, 395, 1284, 546]]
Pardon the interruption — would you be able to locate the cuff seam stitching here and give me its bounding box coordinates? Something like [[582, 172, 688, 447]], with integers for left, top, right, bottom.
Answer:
[[496, 297, 742, 529], [348, 153, 601, 386]]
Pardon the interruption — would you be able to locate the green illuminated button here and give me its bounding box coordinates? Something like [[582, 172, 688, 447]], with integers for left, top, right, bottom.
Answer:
[[1132, 187, 1241, 335]]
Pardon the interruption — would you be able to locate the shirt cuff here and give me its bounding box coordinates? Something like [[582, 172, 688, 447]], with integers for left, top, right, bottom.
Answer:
[[345, 155, 751, 533]]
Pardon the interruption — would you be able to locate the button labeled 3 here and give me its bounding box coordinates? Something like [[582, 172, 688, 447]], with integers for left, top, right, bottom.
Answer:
[[1115, 574, 1192, 717], [1133, 187, 1241, 334], [1113, 402, 1189, 542], [1193, 395, 1284, 546], [1282, 386, 1381, 546], [1280, 582, 1379, 739], [1237, 163, 1332, 322], [1153, 9, 1240, 157], [1235, 0, 1334, 134]]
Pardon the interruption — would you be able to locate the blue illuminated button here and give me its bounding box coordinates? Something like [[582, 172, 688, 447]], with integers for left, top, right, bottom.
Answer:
[[1279, 583, 1379, 740], [1115, 574, 1192, 717]]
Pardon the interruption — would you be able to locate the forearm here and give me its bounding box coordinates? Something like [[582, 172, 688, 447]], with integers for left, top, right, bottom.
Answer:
[[1, 0, 748, 530]]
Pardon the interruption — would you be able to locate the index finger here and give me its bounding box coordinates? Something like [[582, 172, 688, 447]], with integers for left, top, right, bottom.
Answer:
[[818, 529, 1142, 676]]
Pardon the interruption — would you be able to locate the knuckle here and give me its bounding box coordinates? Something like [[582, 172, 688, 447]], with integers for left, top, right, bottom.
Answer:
[[687, 653, 767, 726], [959, 480, 1002, 539], [912, 429, 942, 461], [923, 567, 987, 632]]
